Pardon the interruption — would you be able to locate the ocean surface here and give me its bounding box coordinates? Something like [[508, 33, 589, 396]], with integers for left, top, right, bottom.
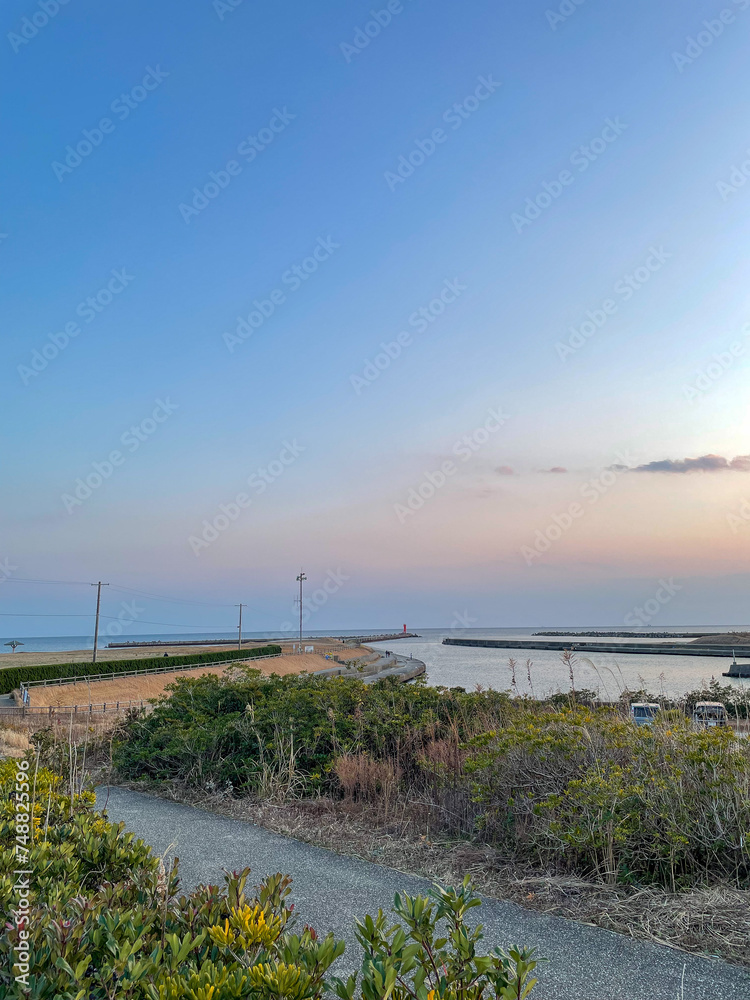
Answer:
[[3, 627, 749, 699], [369, 627, 750, 699]]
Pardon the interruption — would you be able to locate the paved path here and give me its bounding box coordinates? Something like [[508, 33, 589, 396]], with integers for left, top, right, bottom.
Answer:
[[96, 787, 750, 1000]]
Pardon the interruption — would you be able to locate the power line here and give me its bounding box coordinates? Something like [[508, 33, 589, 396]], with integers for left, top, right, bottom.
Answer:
[[1, 577, 271, 616], [98, 616, 235, 628], [0, 612, 95, 617], [107, 584, 237, 608], [0, 612, 235, 628]]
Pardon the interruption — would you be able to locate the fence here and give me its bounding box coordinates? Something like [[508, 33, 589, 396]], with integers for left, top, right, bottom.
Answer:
[[19, 652, 282, 693], [0, 700, 150, 721]]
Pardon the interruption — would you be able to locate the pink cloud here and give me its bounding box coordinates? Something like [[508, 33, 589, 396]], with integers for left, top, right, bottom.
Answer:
[[633, 454, 750, 474]]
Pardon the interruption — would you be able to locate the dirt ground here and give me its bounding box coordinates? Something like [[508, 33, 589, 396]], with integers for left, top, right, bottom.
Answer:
[[0, 639, 366, 671], [25, 651, 357, 708], [0, 641, 276, 669], [690, 632, 750, 645]]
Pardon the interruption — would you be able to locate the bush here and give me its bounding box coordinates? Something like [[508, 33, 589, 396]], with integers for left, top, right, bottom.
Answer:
[[334, 878, 539, 1000], [0, 758, 537, 998], [113, 672, 510, 796], [465, 705, 750, 889], [0, 645, 281, 695], [112, 670, 750, 890]]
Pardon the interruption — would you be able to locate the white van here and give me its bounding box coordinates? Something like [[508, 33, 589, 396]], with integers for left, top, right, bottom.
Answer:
[[630, 702, 660, 726], [692, 701, 728, 728]]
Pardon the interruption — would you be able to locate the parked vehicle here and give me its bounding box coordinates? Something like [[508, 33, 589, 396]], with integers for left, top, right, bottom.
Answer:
[[630, 702, 660, 725], [692, 701, 728, 728]]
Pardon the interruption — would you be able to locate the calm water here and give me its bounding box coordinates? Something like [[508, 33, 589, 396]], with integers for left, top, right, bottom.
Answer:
[[369, 627, 750, 699], [3, 627, 749, 699], [0, 629, 410, 654]]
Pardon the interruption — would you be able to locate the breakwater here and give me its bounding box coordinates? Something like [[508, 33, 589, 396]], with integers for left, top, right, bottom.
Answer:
[[443, 636, 750, 666]]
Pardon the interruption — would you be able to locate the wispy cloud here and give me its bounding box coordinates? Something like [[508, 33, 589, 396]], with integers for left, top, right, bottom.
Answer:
[[633, 454, 750, 474], [544, 466, 568, 474], [495, 465, 515, 475]]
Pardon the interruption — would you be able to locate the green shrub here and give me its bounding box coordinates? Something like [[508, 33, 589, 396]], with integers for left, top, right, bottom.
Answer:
[[0, 645, 281, 695], [0, 759, 537, 998], [334, 878, 539, 1000], [465, 705, 750, 889], [113, 672, 511, 795], [112, 670, 750, 890]]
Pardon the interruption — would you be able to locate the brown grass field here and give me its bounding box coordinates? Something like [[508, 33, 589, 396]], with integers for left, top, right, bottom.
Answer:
[[0, 639, 362, 670], [26, 652, 351, 708]]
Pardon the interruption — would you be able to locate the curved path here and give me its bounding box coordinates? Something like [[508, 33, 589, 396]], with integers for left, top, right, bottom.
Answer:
[[96, 787, 750, 1000]]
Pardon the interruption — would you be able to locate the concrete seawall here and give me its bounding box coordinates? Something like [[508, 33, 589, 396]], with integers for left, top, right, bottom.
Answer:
[[443, 637, 750, 662], [314, 648, 425, 683]]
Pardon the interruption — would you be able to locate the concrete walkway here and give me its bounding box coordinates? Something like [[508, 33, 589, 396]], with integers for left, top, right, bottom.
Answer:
[[96, 787, 750, 1000]]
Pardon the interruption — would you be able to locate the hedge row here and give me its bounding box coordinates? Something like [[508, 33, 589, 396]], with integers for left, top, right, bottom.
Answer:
[[0, 644, 281, 694]]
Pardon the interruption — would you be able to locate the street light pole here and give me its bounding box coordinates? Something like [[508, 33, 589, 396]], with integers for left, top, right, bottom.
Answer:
[[90, 581, 109, 664], [296, 571, 307, 647]]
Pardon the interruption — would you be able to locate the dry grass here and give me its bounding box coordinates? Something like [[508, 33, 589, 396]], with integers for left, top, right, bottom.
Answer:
[[0, 638, 364, 671], [127, 783, 750, 968], [26, 653, 335, 708], [0, 725, 31, 757]]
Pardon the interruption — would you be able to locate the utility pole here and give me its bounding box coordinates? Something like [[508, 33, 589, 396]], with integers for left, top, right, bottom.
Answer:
[[296, 571, 307, 646], [90, 581, 109, 664], [235, 603, 246, 650]]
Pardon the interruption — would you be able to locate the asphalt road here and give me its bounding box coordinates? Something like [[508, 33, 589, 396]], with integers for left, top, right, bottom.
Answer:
[[96, 787, 750, 1000]]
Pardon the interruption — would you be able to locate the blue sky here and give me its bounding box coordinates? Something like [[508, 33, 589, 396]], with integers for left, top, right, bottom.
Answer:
[[3, 0, 750, 636]]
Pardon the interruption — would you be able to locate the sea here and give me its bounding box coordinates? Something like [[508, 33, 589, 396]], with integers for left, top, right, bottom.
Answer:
[[3, 626, 749, 699]]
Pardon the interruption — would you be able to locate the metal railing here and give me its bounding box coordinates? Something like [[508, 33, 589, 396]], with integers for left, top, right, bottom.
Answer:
[[19, 652, 282, 693], [0, 700, 149, 718]]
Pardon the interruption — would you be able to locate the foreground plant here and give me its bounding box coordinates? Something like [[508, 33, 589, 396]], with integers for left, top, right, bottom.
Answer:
[[0, 757, 538, 998], [334, 877, 538, 1000]]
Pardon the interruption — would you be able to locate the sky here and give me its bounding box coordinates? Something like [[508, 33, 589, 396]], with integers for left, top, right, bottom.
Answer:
[[3, 0, 750, 636]]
